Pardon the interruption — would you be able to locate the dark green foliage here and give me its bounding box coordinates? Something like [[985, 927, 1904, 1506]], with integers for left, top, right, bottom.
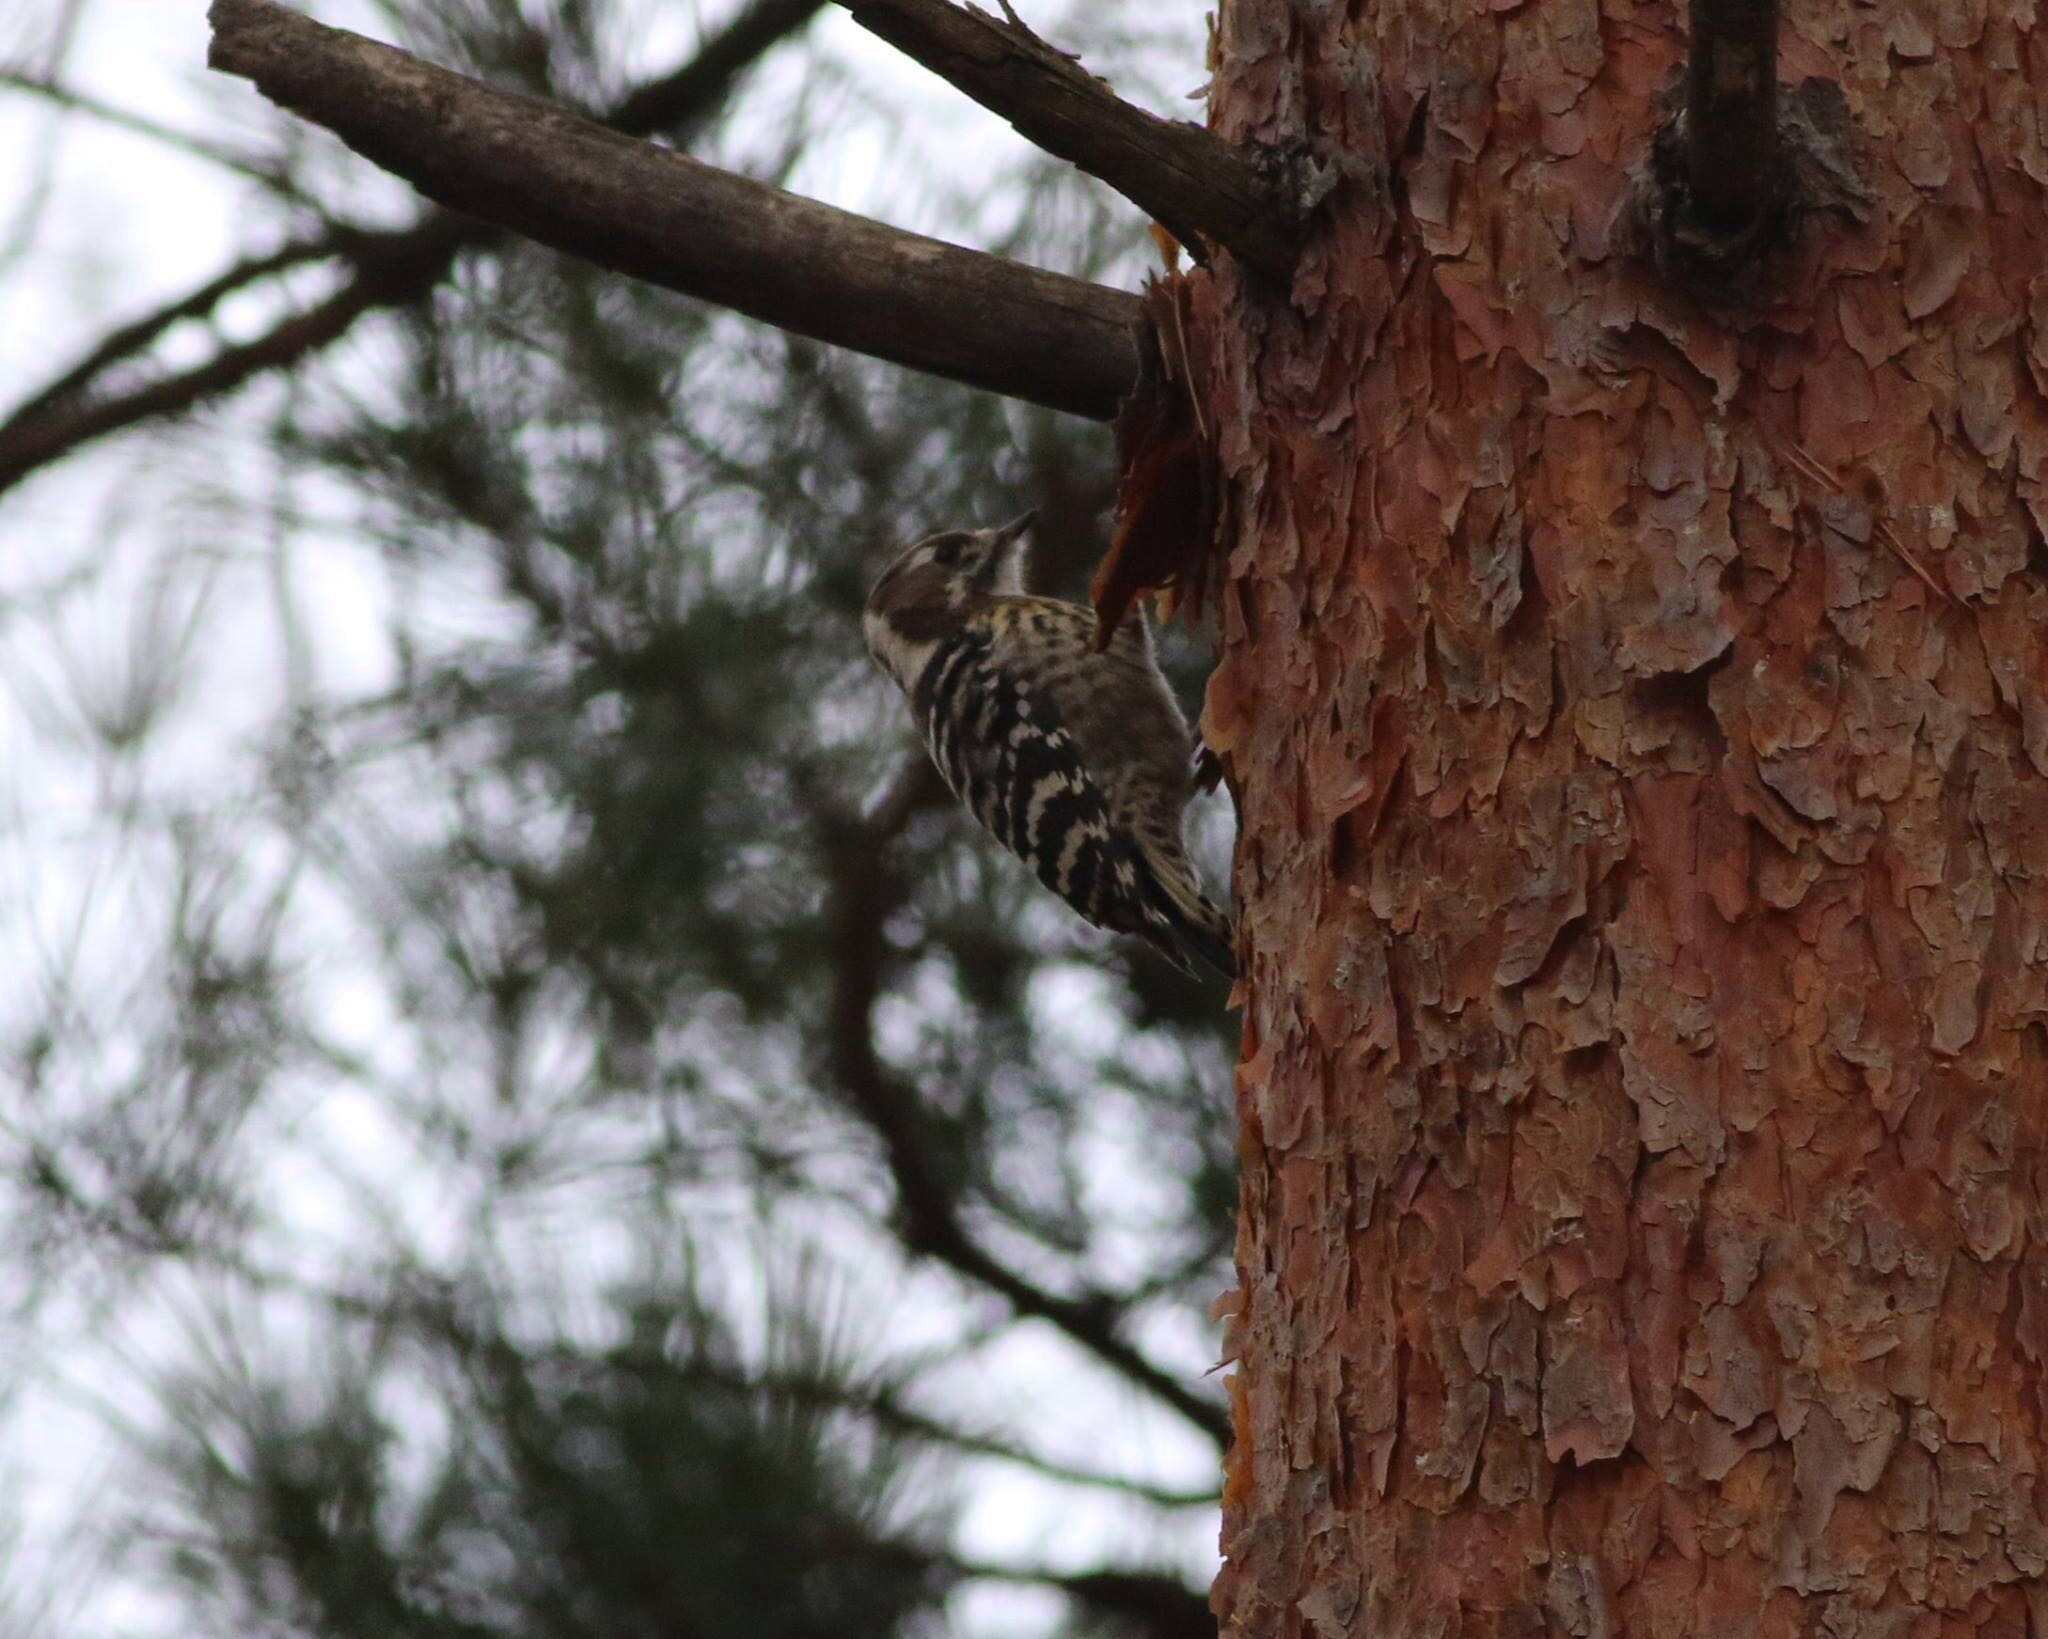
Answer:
[[144, 1291, 948, 1639]]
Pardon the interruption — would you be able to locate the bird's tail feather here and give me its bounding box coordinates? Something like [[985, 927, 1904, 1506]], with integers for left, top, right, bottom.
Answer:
[[1135, 855, 1236, 980]]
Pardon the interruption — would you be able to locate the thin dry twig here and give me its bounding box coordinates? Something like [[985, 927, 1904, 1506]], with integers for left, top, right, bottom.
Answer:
[[0, 69, 299, 193], [1776, 437, 1953, 604]]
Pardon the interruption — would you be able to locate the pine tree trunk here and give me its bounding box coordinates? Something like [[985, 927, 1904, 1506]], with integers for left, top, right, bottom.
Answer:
[[1201, 1, 2048, 1631]]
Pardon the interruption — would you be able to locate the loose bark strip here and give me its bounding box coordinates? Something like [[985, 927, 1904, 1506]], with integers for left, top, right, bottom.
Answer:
[[833, 0, 1303, 279], [205, 0, 1142, 421], [1685, 0, 1780, 227]]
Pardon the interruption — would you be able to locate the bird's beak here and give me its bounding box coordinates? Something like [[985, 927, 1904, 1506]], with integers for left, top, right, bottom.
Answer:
[[996, 510, 1037, 543]]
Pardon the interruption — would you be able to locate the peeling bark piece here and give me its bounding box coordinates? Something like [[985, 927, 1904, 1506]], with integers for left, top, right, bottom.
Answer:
[[1541, 1291, 1636, 1463], [1901, 208, 1972, 320], [1090, 273, 1221, 645]]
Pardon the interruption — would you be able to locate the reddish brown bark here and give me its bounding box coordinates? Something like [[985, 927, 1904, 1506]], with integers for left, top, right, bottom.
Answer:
[[1200, 0, 2048, 1632]]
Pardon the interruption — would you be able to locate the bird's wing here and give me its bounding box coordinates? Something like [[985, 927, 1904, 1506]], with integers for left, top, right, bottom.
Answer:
[[912, 620, 1130, 934], [988, 600, 1196, 832], [909, 607, 1231, 976]]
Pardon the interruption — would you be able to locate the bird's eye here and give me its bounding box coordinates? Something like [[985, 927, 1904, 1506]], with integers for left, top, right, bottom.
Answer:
[[933, 536, 966, 568]]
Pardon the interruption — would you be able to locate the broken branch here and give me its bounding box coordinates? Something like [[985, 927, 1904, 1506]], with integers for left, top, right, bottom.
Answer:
[[834, 0, 1302, 279], [204, 0, 1142, 421]]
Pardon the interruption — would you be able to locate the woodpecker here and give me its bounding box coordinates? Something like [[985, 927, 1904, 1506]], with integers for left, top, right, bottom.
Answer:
[[864, 513, 1235, 980]]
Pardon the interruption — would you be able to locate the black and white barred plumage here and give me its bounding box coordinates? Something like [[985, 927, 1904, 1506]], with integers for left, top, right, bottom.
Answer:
[[864, 514, 1235, 979]]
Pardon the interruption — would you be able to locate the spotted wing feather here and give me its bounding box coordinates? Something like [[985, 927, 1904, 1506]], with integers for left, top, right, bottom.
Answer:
[[879, 591, 1234, 979], [986, 604, 1234, 980], [912, 626, 1131, 932]]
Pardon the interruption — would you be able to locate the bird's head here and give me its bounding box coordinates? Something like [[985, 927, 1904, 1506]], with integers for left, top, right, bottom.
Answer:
[[864, 512, 1035, 683], [869, 512, 1035, 607]]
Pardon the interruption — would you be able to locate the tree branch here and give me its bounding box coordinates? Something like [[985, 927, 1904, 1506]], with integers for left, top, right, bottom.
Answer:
[[0, 0, 830, 499], [950, 1556, 1216, 1639], [673, 1358, 1219, 1508], [859, 1541, 1214, 1639], [1686, 0, 1780, 228], [0, 234, 334, 430], [0, 221, 470, 498], [832, 0, 1303, 278], [0, 67, 298, 194], [1642, 5, 1865, 297], [203, 0, 1142, 421], [607, 0, 824, 136], [171, 1239, 1221, 1509]]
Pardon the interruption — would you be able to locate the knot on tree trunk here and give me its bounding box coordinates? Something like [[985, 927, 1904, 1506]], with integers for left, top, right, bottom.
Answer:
[[1639, 74, 1874, 299]]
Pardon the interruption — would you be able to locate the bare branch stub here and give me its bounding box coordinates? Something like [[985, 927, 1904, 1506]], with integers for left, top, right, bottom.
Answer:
[[1641, 45, 1871, 300], [1685, 0, 1780, 232], [834, 0, 1306, 280], [203, 0, 1143, 421]]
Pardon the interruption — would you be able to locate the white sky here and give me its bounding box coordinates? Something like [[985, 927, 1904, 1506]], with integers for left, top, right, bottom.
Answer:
[[0, 2, 1225, 1634]]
